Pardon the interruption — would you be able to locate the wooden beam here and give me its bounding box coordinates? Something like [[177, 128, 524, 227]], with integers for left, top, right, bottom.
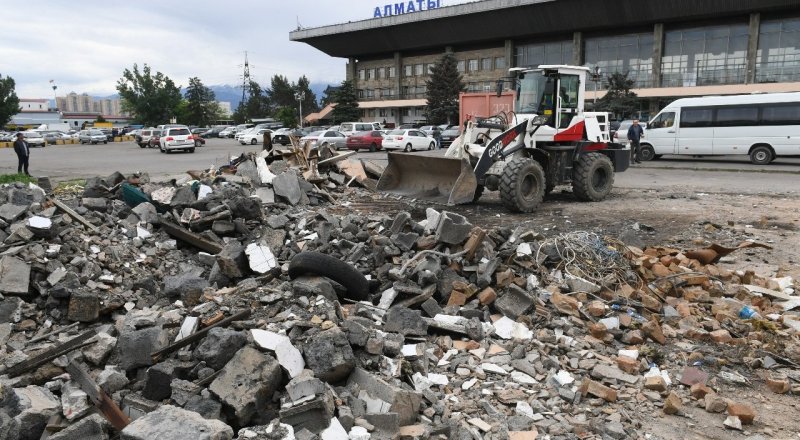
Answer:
[[65, 361, 130, 431], [48, 198, 99, 232], [159, 220, 223, 254], [151, 309, 251, 363], [2, 330, 96, 377]]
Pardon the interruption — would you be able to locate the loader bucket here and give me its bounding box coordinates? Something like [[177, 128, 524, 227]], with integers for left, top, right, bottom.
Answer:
[[377, 152, 477, 205]]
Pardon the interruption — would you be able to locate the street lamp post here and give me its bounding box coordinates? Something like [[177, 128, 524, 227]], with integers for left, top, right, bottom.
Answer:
[[590, 66, 602, 107], [51, 82, 58, 111], [295, 91, 305, 128]]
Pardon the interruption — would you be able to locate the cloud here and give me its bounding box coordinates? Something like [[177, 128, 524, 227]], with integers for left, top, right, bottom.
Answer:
[[0, 0, 456, 99]]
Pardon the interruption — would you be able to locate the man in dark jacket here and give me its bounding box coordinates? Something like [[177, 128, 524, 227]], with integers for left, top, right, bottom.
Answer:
[[626, 119, 645, 164], [13, 133, 30, 175]]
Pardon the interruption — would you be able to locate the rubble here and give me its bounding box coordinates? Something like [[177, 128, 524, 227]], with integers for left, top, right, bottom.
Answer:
[[0, 161, 797, 439]]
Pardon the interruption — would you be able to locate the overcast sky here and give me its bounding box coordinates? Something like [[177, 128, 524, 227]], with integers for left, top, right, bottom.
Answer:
[[0, 0, 473, 99]]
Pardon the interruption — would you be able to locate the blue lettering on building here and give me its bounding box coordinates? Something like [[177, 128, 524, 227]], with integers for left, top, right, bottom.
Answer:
[[373, 0, 441, 18]]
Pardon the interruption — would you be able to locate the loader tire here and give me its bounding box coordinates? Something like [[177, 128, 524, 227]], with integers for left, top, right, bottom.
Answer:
[[499, 158, 545, 213], [288, 251, 369, 301], [572, 152, 614, 202]]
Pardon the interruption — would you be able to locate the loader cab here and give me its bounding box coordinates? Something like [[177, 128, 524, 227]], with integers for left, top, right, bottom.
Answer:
[[513, 65, 588, 131]]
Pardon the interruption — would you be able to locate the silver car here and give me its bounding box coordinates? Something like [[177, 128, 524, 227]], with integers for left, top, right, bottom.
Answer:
[[299, 130, 347, 150], [78, 129, 108, 144], [20, 131, 46, 147]]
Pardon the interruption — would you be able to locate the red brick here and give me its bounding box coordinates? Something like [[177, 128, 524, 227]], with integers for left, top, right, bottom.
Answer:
[[690, 383, 713, 399], [447, 291, 467, 306], [641, 320, 666, 344], [478, 288, 497, 305], [679, 366, 709, 386], [766, 377, 790, 394], [580, 379, 617, 402], [727, 403, 756, 425], [616, 356, 641, 374], [709, 329, 733, 344], [644, 375, 667, 392], [663, 391, 683, 415]]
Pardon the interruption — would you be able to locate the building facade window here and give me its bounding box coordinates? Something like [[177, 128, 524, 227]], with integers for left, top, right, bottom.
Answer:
[[365, 89, 374, 98], [756, 16, 800, 83], [415, 64, 424, 76], [468, 59, 479, 72], [661, 23, 749, 87], [377, 67, 385, 79], [495, 57, 506, 70], [481, 58, 492, 70], [358, 69, 366, 80], [585, 32, 654, 88], [426, 64, 434, 74], [388, 66, 397, 78], [457, 60, 465, 72], [515, 40, 573, 67], [404, 65, 413, 77], [358, 89, 365, 98]]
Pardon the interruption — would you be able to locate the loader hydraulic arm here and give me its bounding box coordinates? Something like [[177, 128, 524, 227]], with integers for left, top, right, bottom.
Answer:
[[473, 119, 543, 179]]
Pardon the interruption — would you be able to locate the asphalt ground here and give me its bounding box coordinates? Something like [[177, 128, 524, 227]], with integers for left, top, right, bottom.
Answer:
[[1, 138, 798, 196]]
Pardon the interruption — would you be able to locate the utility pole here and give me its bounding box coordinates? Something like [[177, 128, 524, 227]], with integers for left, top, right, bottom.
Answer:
[[49, 80, 57, 111], [295, 91, 305, 127]]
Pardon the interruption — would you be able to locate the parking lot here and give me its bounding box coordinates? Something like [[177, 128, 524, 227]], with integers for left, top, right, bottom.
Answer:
[[2, 137, 799, 196]]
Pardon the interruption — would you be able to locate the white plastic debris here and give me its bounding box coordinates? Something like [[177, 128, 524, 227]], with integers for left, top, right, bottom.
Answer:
[[618, 349, 639, 360], [493, 316, 533, 340], [516, 242, 532, 256], [480, 363, 508, 375], [251, 329, 304, 378], [256, 156, 276, 184], [245, 243, 277, 274], [175, 317, 199, 342], [28, 216, 52, 229], [197, 184, 213, 200], [555, 370, 575, 385]]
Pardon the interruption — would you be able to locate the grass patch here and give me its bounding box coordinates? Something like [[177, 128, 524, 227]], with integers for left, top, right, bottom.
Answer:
[[0, 174, 36, 185]]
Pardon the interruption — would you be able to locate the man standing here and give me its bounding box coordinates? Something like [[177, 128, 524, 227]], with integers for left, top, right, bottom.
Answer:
[[627, 119, 644, 164], [432, 126, 442, 149], [13, 133, 30, 176]]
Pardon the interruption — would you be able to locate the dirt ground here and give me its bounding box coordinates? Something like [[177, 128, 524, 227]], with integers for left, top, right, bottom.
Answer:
[[339, 184, 800, 438]]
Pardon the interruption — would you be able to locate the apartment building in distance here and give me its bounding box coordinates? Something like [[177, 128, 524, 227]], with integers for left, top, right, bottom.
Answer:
[[291, 0, 800, 125], [56, 92, 127, 117]]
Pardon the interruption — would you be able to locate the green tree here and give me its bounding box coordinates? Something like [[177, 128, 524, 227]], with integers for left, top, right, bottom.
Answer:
[[173, 100, 190, 124], [267, 75, 295, 110], [0, 74, 21, 128], [232, 102, 247, 124], [330, 80, 360, 123], [596, 72, 639, 119], [320, 86, 339, 107], [185, 77, 217, 126], [245, 80, 270, 120], [275, 106, 298, 128], [116, 64, 182, 127], [95, 115, 107, 123], [424, 53, 465, 125]]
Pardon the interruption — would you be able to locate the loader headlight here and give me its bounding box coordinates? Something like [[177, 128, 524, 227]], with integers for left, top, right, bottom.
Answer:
[[532, 115, 549, 126]]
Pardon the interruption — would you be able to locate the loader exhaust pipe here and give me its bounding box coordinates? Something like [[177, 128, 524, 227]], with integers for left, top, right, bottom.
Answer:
[[377, 152, 477, 205]]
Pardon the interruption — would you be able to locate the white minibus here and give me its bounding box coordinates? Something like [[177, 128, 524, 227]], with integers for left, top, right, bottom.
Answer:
[[642, 92, 800, 164]]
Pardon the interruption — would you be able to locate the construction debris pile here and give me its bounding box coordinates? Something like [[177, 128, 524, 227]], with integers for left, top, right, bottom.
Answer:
[[0, 160, 799, 440]]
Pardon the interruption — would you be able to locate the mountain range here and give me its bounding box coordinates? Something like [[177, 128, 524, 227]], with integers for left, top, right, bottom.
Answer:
[[93, 82, 334, 108]]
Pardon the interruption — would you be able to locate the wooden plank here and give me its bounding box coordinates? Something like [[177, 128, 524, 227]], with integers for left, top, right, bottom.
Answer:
[[2, 330, 96, 377], [48, 198, 99, 232], [151, 309, 251, 363], [65, 361, 130, 431], [159, 220, 223, 254]]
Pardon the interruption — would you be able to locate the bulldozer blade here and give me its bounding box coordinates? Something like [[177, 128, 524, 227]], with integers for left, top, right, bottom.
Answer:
[[377, 152, 477, 205]]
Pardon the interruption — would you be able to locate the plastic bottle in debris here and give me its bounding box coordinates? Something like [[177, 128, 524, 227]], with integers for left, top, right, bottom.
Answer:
[[611, 304, 647, 323], [719, 298, 763, 320]]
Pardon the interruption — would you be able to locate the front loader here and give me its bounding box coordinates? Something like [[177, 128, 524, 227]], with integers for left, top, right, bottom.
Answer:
[[377, 65, 630, 212]]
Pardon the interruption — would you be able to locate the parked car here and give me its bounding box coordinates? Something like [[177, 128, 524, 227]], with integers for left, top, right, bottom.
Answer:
[[136, 129, 161, 148], [18, 131, 46, 147], [202, 126, 228, 138], [40, 131, 63, 144], [299, 130, 347, 150], [440, 126, 461, 147], [239, 128, 273, 145], [148, 133, 161, 148], [273, 128, 304, 146], [419, 125, 437, 136], [78, 129, 107, 145], [382, 129, 435, 152], [218, 127, 235, 138], [339, 122, 376, 136], [193, 134, 206, 147], [159, 127, 196, 153], [346, 131, 384, 152], [612, 120, 646, 144], [98, 128, 114, 142]]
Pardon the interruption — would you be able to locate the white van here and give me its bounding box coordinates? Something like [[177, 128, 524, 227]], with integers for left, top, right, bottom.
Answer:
[[643, 92, 800, 164], [339, 122, 376, 136]]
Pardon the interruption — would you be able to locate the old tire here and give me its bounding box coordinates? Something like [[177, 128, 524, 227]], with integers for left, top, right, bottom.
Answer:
[[369, 143, 377, 152], [288, 251, 369, 301], [499, 158, 546, 213], [573, 152, 614, 202], [639, 144, 655, 161], [749, 145, 773, 165], [404, 143, 412, 152]]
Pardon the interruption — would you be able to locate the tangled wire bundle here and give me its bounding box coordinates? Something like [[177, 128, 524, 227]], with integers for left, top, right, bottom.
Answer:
[[535, 231, 632, 287]]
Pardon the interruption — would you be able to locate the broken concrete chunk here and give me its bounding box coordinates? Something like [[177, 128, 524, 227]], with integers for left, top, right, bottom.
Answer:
[[273, 171, 303, 205], [194, 327, 248, 370], [434, 211, 472, 245], [245, 243, 278, 274], [347, 367, 422, 426], [120, 405, 233, 440], [385, 307, 428, 336], [0, 255, 31, 295], [303, 327, 355, 383], [209, 346, 283, 427]]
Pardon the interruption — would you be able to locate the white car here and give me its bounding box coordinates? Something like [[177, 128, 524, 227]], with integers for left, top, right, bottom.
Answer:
[[159, 127, 196, 154], [239, 128, 273, 145], [219, 127, 235, 138], [299, 130, 347, 150], [382, 129, 435, 152]]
